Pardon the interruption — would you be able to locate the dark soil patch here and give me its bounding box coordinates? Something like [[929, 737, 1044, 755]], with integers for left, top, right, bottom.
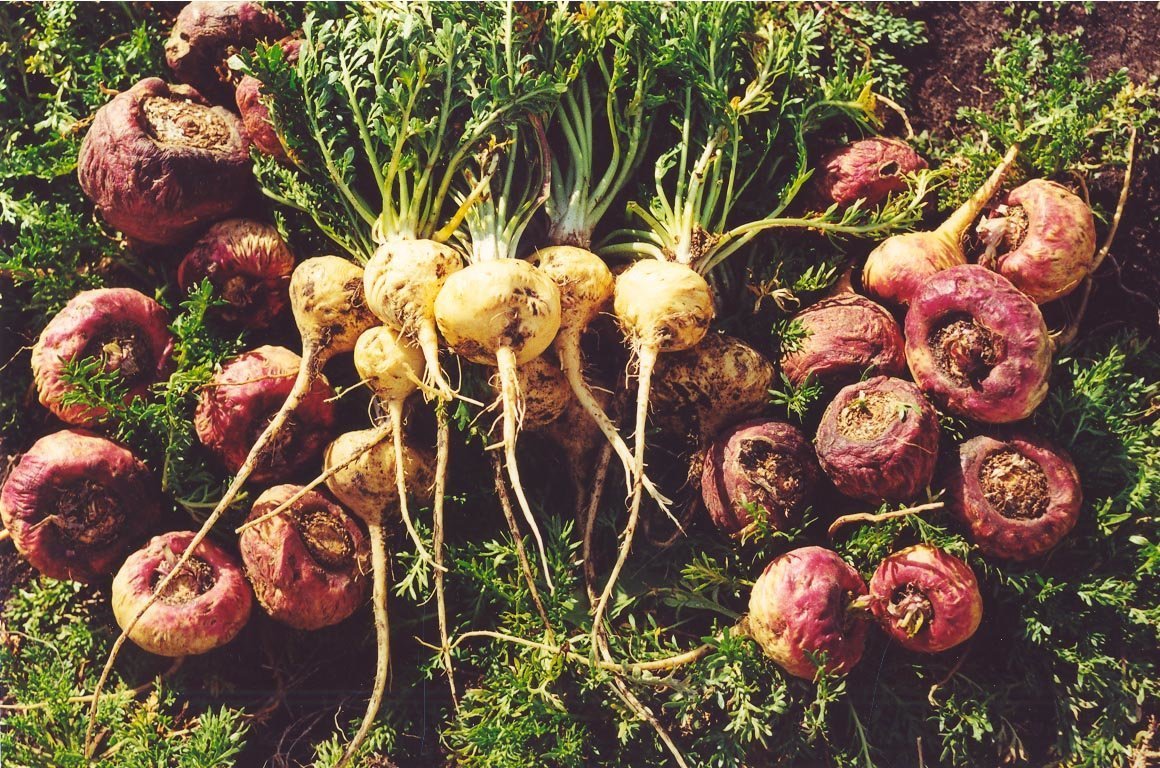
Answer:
[[901, 2, 1160, 333]]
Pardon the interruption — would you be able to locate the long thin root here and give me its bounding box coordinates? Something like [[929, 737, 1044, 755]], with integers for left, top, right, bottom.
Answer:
[[389, 401, 441, 571], [433, 407, 457, 707], [496, 346, 554, 592]]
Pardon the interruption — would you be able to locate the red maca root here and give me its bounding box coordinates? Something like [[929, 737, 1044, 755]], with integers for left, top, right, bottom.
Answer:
[[780, 293, 906, 391], [701, 419, 821, 536], [166, 1, 288, 105], [948, 433, 1081, 561], [235, 36, 301, 159], [867, 544, 982, 653], [32, 288, 174, 427], [905, 265, 1051, 423], [815, 376, 940, 503], [747, 546, 869, 680], [815, 137, 928, 207], [239, 485, 369, 630], [77, 78, 252, 245], [195, 345, 337, 484], [177, 218, 296, 329], [112, 531, 253, 656], [0, 430, 159, 583], [978, 179, 1097, 304]]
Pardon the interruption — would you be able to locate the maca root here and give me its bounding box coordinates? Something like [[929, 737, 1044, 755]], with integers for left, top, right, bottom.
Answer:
[[929, 315, 1003, 390]]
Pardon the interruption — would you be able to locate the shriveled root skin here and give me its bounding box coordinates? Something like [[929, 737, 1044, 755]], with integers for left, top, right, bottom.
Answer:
[[591, 344, 656, 647], [85, 357, 317, 753], [558, 333, 671, 512], [336, 519, 391, 768], [497, 346, 554, 592], [389, 401, 439, 570]]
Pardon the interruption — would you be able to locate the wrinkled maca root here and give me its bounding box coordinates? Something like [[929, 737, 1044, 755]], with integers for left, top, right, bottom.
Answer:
[[112, 531, 253, 656], [815, 376, 940, 503], [0, 430, 159, 583], [780, 293, 906, 391], [816, 137, 928, 207], [948, 433, 1082, 561]]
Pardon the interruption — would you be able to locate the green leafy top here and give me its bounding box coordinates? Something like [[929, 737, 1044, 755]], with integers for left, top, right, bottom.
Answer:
[[248, 2, 568, 263], [543, 2, 668, 248], [600, 5, 928, 276]]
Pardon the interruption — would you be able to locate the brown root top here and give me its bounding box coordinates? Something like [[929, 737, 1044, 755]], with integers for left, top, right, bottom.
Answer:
[[1002, 205, 1029, 251], [293, 507, 355, 570], [836, 390, 898, 441], [979, 447, 1050, 520], [54, 480, 123, 548], [153, 556, 215, 605], [141, 96, 232, 151], [929, 315, 1003, 389], [80, 322, 154, 385], [886, 582, 933, 637], [737, 437, 811, 514]]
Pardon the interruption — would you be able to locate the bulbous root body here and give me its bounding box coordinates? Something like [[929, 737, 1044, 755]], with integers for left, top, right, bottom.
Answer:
[[779, 294, 905, 392], [978, 179, 1097, 304], [948, 433, 1081, 561], [111, 531, 253, 657], [435, 259, 563, 589], [85, 257, 375, 750], [239, 485, 369, 630], [0, 430, 159, 583], [499, 354, 572, 431], [353, 326, 438, 567], [814, 376, 940, 503], [701, 420, 821, 536], [867, 544, 983, 653], [651, 333, 776, 443], [816, 137, 929, 207], [364, 239, 465, 399], [531, 246, 669, 509], [593, 261, 713, 641], [905, 265, 1051, 423], [747, 546, 869, 679], [863, 144, 1019, 306]]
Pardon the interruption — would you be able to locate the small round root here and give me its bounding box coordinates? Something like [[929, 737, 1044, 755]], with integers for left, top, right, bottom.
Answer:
[[591, 343, 656, 646], [497, 346, 554, 592], [335, 519, 391, 768]]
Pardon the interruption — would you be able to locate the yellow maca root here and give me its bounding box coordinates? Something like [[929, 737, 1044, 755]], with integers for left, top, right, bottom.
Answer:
[[434, 259, 562, 589]]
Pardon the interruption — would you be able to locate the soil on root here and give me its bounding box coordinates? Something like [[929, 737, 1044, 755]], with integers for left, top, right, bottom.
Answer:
[[837, 390, 898, 441], [141, 96, 233, 150], [979, 447, 1050, 520]]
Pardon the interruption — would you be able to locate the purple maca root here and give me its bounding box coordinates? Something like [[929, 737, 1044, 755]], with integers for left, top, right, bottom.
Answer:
[[867, 544, 982, 653], [815, 137, 928, 207], [32, 288, 175, 427], [905, 265, 1051, 424], [166, 1, 288, 105], [195, 345, 337, 483], [780, 293, 906, 390], [112, 530, 253, 656], [177, 218, 295, 329], [747, 546, 869, 680], [77, 78, 252, 245], [815, 376, 940, 503], [977, 179, 1097, 304], [948, 433, 1081, 561], [235, 36, 301, 159], [701, 419, 821, 535], [0, 430, 159, 583], [239, 485, 369, 630]]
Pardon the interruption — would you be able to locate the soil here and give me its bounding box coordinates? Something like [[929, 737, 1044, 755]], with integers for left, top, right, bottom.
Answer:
[[294, 508, 354, 569], [141, 96, 232, 150], [901, 2, 1160, 334]]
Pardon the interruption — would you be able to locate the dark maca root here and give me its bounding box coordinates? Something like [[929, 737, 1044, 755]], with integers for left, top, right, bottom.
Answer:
[[948, 433, 1082, 561]]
